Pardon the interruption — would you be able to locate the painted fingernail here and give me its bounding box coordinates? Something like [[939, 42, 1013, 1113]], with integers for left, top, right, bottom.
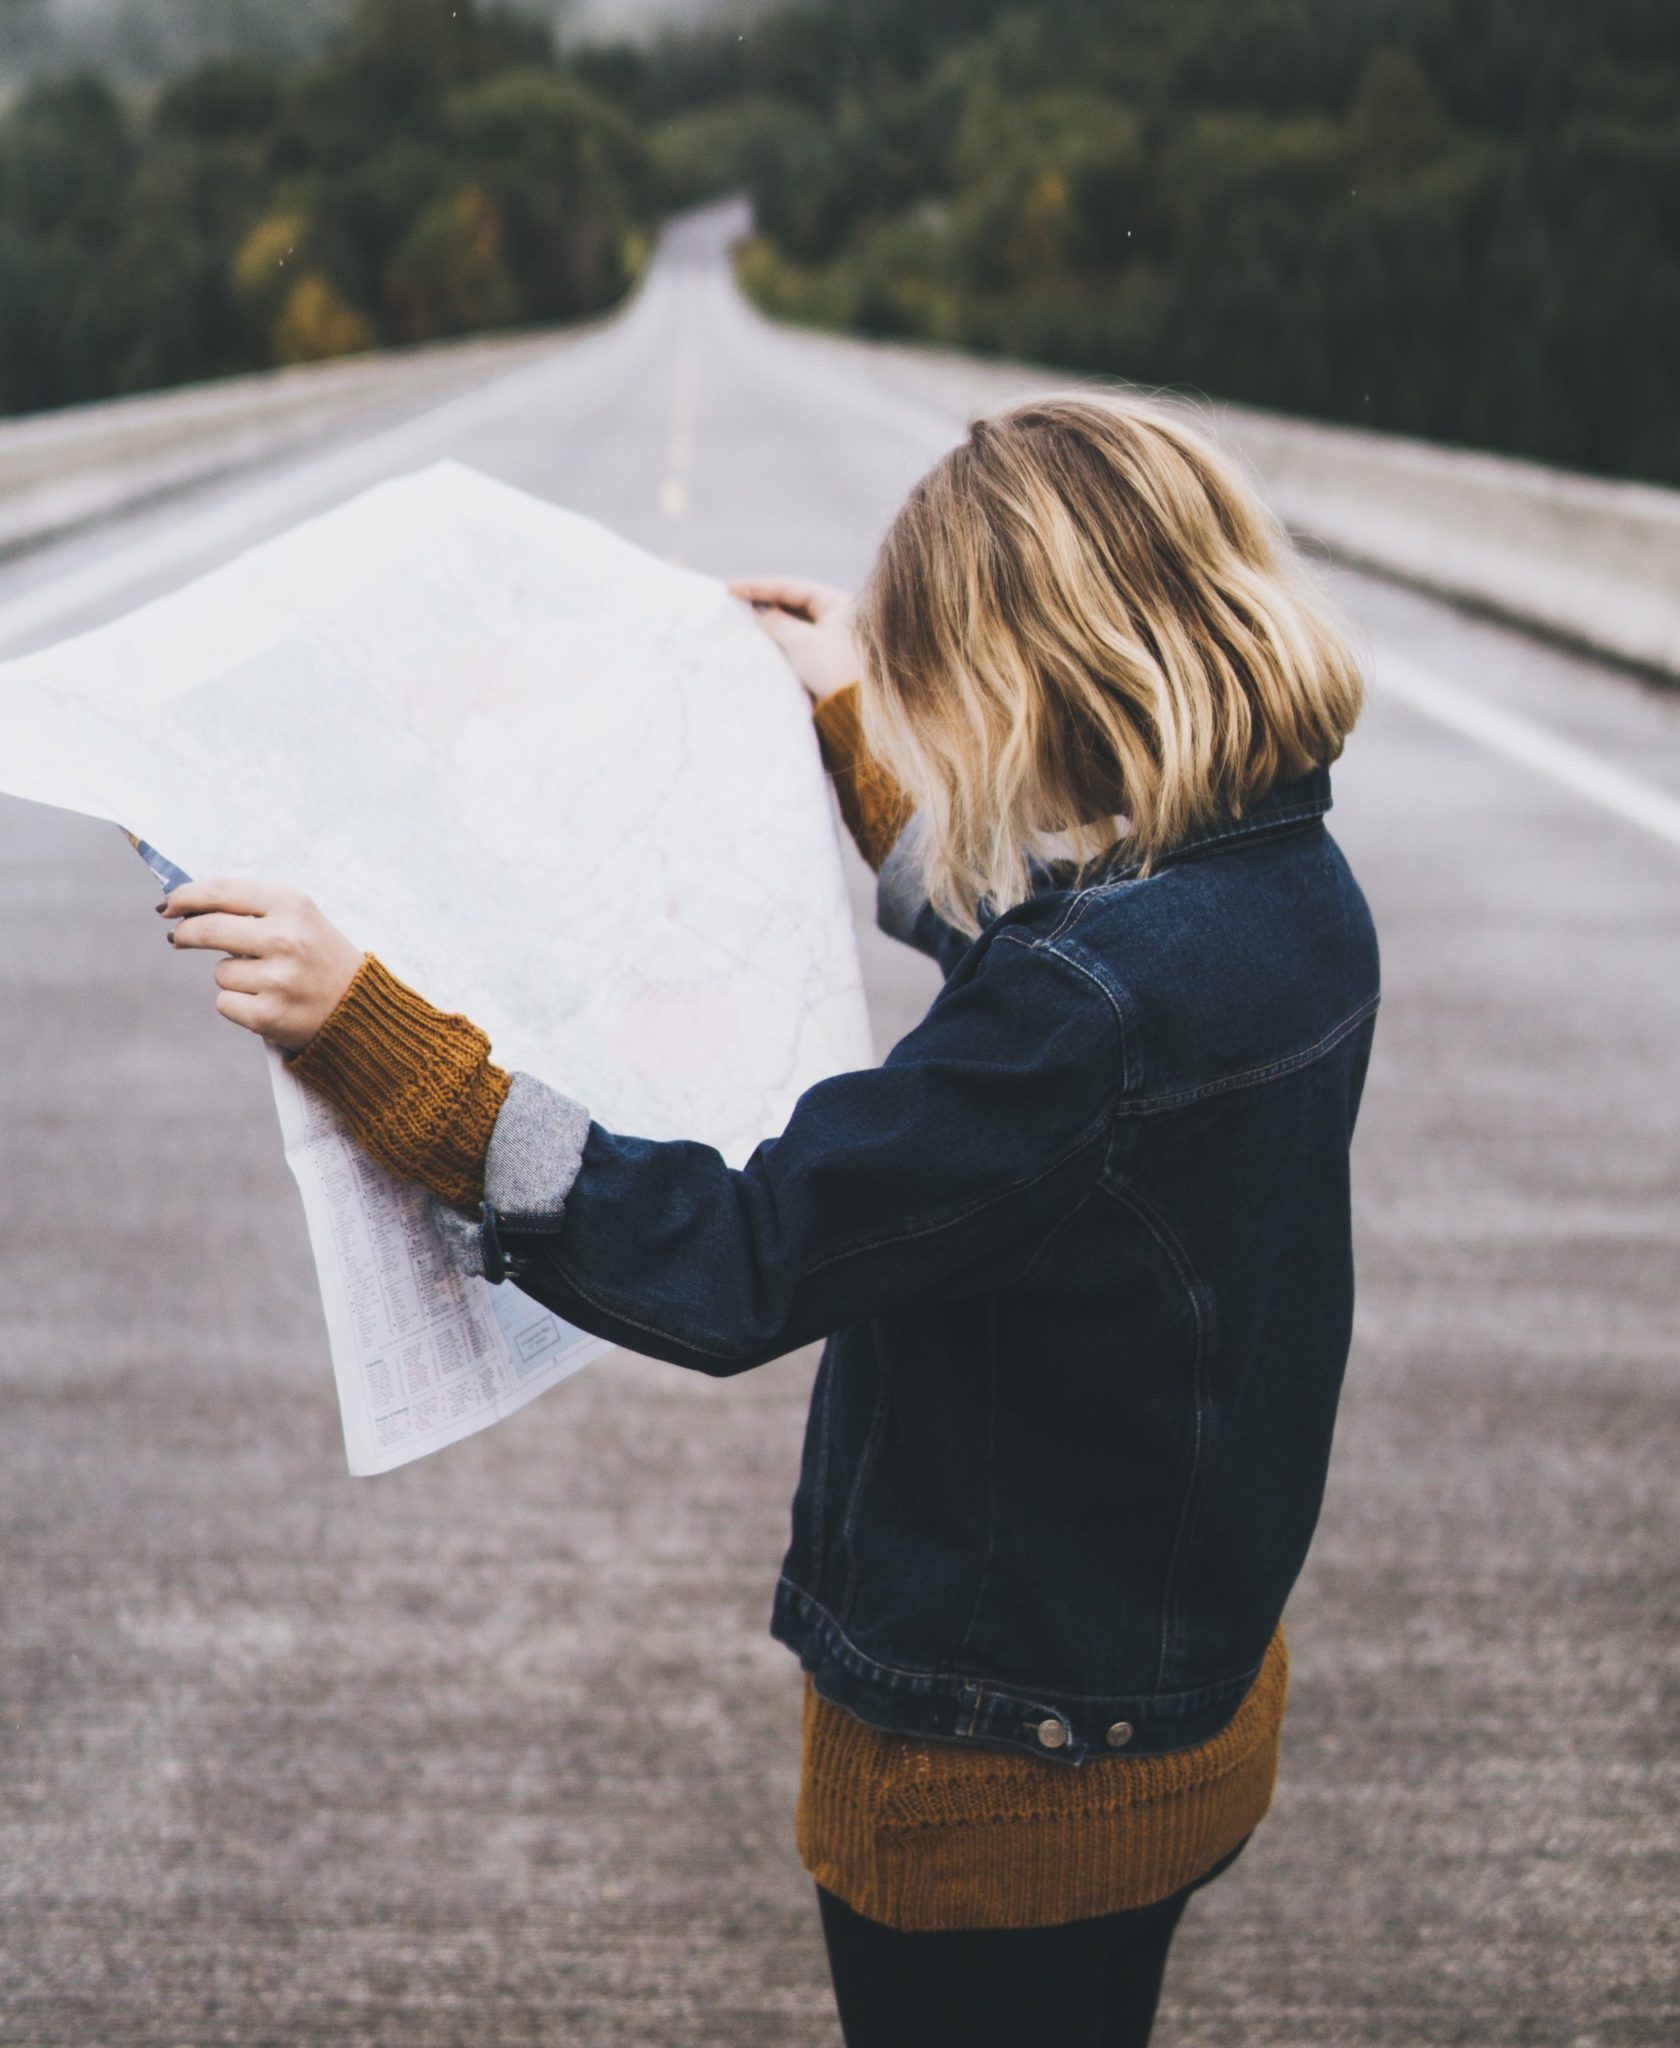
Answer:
[[154, 900, 168, 914]]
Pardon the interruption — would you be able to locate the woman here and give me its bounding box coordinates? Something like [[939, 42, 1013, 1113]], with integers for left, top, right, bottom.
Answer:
[[162, 395, 1379, 2047]]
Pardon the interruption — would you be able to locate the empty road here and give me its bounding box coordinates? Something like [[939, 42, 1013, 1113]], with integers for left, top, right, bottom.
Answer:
[[0, 207, 1675, 2045]]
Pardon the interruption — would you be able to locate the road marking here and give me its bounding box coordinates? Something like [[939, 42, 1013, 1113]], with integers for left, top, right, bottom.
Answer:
[[724, 269, 1680, 859], [717, 271, 957, 460], [1374, 654, 1680, 851], [657, 264, 699, 523], [8, 229, 1675, 868], [714, 267, 1680, 859]]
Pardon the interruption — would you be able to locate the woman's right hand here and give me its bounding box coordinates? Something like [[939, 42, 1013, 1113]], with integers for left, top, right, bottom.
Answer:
[[728, 575, 862, 704]]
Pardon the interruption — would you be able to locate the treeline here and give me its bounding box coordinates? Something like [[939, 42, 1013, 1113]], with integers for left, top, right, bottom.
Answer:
[[5, 0, 1679, 488], [0, 0, 649, 414], [609, 0, 1680, 486]]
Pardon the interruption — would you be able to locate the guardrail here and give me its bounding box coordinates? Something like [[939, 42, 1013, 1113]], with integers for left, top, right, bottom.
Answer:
[[764, 314, 1680, 686], [9, 296, 1678, 685], [0, 327, 566, 560], [1216, 404, 1680, 683]]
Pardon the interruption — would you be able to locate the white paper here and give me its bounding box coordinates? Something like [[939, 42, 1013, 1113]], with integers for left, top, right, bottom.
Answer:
[[0, 463, 871, 1472]]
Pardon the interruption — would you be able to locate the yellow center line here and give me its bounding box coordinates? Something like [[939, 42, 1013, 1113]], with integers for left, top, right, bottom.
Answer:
[[659, 271, 698, 533]]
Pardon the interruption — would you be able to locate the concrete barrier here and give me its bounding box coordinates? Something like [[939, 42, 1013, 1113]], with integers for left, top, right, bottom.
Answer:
[[1214, 403, 1680, 682], [750, 313, 1680, 684], [11, 289, 1679, 684], [0, 327, 568, 560]]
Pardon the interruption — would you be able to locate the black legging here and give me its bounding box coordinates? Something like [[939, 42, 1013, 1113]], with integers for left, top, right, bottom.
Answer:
[[815, 1839, 1248, 2048]]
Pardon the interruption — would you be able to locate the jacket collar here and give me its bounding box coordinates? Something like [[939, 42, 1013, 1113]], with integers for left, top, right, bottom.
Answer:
[[1160, 764, 1333, 863], [1067, 765, 1333, 890]]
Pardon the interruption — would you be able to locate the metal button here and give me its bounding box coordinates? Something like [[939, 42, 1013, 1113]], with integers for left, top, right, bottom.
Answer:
[[1033, 1717, 1067, 1750], [1105, 1720, 1134, 1749]]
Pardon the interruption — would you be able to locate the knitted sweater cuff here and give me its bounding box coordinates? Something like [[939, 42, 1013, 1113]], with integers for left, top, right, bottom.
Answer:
[[812, 682, 914, 873], [283, 688, 897, 1201], [286, 954, 511, 1212]]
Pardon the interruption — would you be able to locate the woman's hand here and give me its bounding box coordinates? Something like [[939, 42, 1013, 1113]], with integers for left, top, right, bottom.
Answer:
[[728, 575, 863, 704], [160, 879, 364, 1053]]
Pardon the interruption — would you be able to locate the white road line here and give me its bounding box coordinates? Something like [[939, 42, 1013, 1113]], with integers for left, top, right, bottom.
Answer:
[[726, 275, 1680, 861], [658, 266, 699, 520], [9, 235, 1678, 862], [711, 266, 958, 460], [752, 322, 1680, 852], [718, 270, 1680, 860], [1374, 653, 1680, 851]]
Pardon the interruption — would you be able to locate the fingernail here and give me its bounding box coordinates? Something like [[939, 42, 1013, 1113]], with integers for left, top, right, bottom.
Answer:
[[165, 930, 175, 946], [154, 900, 168, 914]]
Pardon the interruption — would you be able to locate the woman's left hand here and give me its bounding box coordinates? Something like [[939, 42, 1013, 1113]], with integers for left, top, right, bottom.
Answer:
[[160, 879, 364, 1053]]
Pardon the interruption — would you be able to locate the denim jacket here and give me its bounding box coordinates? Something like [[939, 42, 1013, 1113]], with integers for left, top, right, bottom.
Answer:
[[439, 766, 1379, 1765]]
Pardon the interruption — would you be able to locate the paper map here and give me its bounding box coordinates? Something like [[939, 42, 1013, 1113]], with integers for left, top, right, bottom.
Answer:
[[0, 464, 871, 1472]]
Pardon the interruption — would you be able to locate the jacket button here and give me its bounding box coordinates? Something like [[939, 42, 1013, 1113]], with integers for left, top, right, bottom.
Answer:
[[1105, 1721, 1134, 1749], [1033, 1718, 1067, 1750]]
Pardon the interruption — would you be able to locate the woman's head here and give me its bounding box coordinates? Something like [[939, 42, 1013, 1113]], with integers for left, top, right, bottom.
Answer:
[[853, 392, 1363, 933]]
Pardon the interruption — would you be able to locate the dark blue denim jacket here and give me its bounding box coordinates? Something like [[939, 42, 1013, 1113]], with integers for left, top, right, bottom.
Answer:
[[441, 766, 1379, 1766]]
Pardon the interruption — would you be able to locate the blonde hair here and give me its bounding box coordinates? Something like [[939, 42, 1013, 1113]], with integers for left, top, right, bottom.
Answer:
[[852, 393, 1364, 934]]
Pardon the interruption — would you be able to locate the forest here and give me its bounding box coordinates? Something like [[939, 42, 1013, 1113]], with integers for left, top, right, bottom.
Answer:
[[3, 0, 1678, 485], [0, 0, 651, 412], [629, 0, 1680, 485]]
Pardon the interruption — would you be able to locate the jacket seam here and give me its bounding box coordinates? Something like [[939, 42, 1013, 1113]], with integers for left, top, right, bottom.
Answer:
[[809, 1346, 836, 1585], [797, 1117, 1110, 1279], [949, 1297, 1002, 1667], [517, 1257, 747, 1363], [836, 1369, 891, 1627], [779, 1576, 1265, 1709], [503, 1003, 1370, 1371], [1035, 888, 1100, 952], [1161, 801, 1327, 858], [993, 927, 1130, 1085], [1113, 993, 1380, 1116], [1078, 797, 1328, 891], [1044, 944, 1132, 1089], [1014, 1180, 1102, 1290], [515, 1120, 1110, 1364], [1095, 1178, 1215, 1692]]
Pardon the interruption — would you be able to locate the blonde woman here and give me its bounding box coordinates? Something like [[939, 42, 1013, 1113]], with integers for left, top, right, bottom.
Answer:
[[163, 396, 1379, 2048]]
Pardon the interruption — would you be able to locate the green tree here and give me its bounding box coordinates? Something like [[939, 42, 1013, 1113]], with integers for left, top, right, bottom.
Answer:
[[383, 184, 520, 340], [446, 70, 647, 318]]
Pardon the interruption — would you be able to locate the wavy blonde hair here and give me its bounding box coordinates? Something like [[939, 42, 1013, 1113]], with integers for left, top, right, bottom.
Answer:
[[852, 393, 1364, 934]]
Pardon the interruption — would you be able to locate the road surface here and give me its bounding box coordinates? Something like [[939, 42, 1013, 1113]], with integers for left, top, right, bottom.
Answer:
[[0, 207, 1675, 2046]]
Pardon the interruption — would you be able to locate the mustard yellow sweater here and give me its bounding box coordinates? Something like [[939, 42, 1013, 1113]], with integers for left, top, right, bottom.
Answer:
[[287, 682, 1288, 1932]]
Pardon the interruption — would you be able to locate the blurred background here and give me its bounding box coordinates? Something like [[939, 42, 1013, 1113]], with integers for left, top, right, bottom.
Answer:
[[1, 0, 1676, 481], [0, 5, 1676, 2046]]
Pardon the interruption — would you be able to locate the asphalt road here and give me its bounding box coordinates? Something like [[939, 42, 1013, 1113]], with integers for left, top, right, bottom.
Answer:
[[0, 208, 1675, 2047]]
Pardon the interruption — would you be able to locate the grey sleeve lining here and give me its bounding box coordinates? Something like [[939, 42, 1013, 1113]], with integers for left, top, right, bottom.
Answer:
[[875, 813, 930, 947], [484, 1071, 591, 1224], [428, 1070, 592, 1279]]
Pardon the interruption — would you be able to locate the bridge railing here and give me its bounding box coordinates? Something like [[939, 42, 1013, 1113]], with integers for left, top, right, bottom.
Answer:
[[0, 326, 564, 563], [1219, 402, 1680, 684], [4, 305, 1676, 687]]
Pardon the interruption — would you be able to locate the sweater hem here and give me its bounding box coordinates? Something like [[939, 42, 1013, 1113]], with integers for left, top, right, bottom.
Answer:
[[793, 1632, 1287, 1932]]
